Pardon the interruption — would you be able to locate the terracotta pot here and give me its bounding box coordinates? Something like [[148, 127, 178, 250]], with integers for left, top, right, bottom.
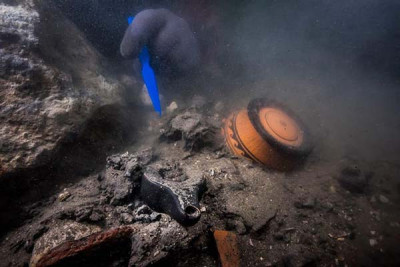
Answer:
[[222, 98, 312, 170]]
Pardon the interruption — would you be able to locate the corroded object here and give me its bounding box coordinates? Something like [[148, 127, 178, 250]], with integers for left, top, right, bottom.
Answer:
[[141, 166, 205, 225]]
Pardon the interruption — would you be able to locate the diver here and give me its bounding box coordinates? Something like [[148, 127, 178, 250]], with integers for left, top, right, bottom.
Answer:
[[120, 8, 200, 79]]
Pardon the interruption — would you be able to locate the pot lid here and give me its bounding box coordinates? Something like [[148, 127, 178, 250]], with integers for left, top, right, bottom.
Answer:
[[248, 98, 312, 156], [259, 107, 301, 144]]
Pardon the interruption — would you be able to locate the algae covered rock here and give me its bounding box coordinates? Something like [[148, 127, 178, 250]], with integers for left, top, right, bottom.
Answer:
[[0, 2, 125, 178]]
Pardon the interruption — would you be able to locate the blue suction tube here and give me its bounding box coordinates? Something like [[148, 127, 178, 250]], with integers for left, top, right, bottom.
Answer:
[[128, 16, 162, 116]]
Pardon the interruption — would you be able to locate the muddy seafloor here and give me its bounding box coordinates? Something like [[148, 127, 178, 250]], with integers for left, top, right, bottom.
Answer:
[[1, 99, 400, 267]]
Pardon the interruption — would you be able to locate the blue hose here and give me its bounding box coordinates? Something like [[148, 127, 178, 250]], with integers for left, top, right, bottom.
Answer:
[[128, 16, 162, 116]]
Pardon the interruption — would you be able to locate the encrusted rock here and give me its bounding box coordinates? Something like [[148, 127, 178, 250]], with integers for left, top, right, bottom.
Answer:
[[103, 149, 153, 205], [102, 169, 133, 205], [129, 217, 192, 266], [161, 110, 216, 151], [166, 101, 178, 113], [0, 1, 135, 234], [57, 189, 71, 202], [133, 205, 162, 223], [337, 163, 373, 194], [0, 2, 125, 178]]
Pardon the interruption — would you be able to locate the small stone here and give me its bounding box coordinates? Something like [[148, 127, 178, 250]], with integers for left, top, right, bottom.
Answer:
[[294, 197, 315, 209], [136, 205, 152, 215], [210, 169, 215, 176], [370, 195, 377, 203], [167, 101, 178, 113], [57, 189, 71, 202], [88, 210, 104, 222], [378, 195, 389, 204], [370, 211, 381, 221], [124, 158, 139, 177], [214, 101, 224, 112], [226, 219, 247, 235], [120, 213, 134, 224], [322, 202, 334, 212], [337, 164, 371, 194], [369, 239, 378, 247], [233, 220, 247, 235], [302, 197, 316, 208], [200, 206, 206, 212], [249, 239, 254, 247], [229, 183, 246, 191], [149, 213, 161, 222]]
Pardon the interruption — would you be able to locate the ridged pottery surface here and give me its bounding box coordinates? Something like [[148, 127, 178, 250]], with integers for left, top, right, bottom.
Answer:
[[222, 99, 311, 170], [222, 109, 294, 170]]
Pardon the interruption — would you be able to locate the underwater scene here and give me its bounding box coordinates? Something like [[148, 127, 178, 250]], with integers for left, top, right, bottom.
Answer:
[[1, 0, 400, 266]]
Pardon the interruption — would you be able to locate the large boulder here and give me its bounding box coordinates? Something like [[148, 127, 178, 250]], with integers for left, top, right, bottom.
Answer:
[[0, 1, 138, 231], [0, 2, 125, 177]]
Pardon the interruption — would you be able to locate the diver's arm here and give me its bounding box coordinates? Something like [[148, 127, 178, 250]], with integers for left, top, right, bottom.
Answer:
[[120, 9, 166, 58]]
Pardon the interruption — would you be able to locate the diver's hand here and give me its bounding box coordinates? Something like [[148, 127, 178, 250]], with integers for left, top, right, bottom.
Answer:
[[120, 8, 200, 76]]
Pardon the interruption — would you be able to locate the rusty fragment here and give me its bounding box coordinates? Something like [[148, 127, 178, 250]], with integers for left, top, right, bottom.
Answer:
[[35, 226, 134, 267], [214, 230, 240, 267]]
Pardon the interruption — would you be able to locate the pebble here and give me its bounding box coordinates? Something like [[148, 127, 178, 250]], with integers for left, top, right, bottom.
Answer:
[[234, 220, 247, 235], [338, 165, 369, 194], [149, 213, 161, 222], [302, 197, 316, 209], [249, 239, 254, 247], [369, 239, 378, 247], [57, 189, 71, 202], [167, 101, 178, 113], [209, 169, 215, 176], [370, 211, 381, 221], [370, 231, 376, 236], [378, 195, 389, 204], [294, 197, 316, 209], [120, 213, 134, 224]]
